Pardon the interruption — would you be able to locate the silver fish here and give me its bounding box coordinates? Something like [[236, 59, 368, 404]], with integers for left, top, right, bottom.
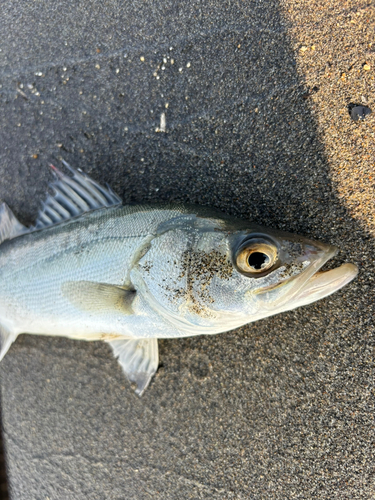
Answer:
[[0, 162, 358, 394]]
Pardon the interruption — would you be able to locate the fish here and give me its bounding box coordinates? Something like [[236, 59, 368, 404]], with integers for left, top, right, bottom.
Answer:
[[0, 162, 358, 395]]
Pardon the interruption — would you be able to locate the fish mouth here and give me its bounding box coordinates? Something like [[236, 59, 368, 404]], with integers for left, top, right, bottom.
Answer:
[[259, 244, 358, 313], [277, 243, 358, 310], [292, 261, 358, 308]]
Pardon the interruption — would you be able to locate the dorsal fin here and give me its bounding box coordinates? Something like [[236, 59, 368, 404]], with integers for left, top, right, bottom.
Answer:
[[0, 203, 28, 244], [34, 161, 122, 230]]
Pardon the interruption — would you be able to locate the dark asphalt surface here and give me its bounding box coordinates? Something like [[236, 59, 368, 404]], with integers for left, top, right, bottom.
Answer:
[[0, 0, 374, 498]]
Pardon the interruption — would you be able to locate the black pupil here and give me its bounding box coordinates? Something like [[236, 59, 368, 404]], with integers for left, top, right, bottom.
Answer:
[[248, 252, 268, 270]]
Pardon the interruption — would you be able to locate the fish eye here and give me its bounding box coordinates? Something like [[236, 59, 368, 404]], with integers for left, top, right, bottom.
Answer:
[[235, 237, 278, 276]]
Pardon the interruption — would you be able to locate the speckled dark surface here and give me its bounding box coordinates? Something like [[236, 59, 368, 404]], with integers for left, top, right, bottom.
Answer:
[[0, 0, 374, 498]]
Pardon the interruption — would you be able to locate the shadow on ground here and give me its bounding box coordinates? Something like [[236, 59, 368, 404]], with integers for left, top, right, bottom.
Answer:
[[0, 0, 373, 498]]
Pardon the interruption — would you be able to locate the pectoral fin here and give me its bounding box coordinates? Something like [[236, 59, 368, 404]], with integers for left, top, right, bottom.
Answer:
[[62, 281, 136, 314], [107, 338, 159, 396]]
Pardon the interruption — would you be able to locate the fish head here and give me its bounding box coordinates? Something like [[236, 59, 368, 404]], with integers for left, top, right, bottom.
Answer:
[[227, 226, 358, 323], [135, 212, 358, 334]]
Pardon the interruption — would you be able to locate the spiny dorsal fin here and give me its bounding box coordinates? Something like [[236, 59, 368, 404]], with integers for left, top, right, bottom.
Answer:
[[34, 161, 122, 230], [0, 203, 28, 244], [107, 338, 159, 396]]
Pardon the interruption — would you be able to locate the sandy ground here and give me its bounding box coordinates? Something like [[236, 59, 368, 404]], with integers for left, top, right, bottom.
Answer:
[[0, 0, 374, 498]]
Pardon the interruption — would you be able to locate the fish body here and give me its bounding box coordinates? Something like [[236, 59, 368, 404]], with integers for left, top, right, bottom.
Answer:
[[0, 164, 358, 394], [0, 204, 185, 341]]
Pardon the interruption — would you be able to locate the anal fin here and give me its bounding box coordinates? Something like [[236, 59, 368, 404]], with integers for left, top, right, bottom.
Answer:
[[0, 323, 18, 362], [107, 338, 159, 396]]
